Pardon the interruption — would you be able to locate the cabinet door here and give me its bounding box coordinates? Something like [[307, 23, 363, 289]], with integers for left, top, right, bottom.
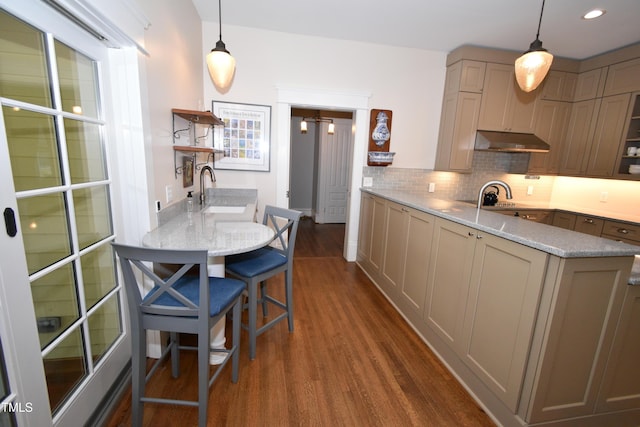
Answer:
[[586, 93, 632, 176], [445, 60, 486, 94], [478, 63, 537, 133], [574, 68, 605, 101], [369, 196, 387, 271], [597, 284, 640, 412], [435, 92, 482, 172], [382, 201, 407, 293], [529, 100, 571, 174], [603, 58, 640, 96], [400, 209, 435, 317], [551, 211, 577, 230], [559, 99, 600, 175], [424, 219, 475, 354], [461, 234, 547, 411], [573, 215, 604, 236], [357, 194, 374, 262], [526, 257, 630, 422]]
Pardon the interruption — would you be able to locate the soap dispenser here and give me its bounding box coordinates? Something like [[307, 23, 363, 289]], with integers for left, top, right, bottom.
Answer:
[[186, 191, 194, 212]]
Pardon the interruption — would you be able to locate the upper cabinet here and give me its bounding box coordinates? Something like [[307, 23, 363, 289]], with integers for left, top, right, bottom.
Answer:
[[603, 58, 640, 96], [538, 71, 577, 102], [573, 68, 606, 101], [435, 61, 485, 173], [478, 63, 537, 133]]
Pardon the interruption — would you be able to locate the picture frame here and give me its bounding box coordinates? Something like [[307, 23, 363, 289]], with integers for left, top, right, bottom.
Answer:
[[212, 101, 271, 172], [182, 156, 194, 187]]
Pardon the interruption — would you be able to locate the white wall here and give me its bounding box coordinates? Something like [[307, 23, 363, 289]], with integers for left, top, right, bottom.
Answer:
[[136, 0, 205, 215], [201, 23, 448, 209]]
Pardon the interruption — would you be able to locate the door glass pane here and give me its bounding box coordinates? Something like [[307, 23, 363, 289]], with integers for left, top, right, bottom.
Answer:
[[43, 328, 87, 413], [81, 244, 116, 309], [18, 193, 71, 275], [88, 295, 121, 364], [32, 263, 79, 350], [65, 119, 106, 183], [3, 106, 62, 192], [73, 186, 112, 250], [0, 10, 52, 108], [54, 40, 98, 118]]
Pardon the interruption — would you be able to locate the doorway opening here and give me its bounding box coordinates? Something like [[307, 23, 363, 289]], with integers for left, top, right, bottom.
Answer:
[[289, 108, 354, 224]]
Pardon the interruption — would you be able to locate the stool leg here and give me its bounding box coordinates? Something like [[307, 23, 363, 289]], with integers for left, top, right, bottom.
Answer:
[[248, 279, 258, 360]]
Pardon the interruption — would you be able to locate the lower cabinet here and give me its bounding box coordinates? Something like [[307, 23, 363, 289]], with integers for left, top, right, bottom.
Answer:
[[425, 218, 547, 411], [356, 193, 638, 427], [523, 257, 634, 423], [381, 200, 435, 319], [596, 284, 640, 413]]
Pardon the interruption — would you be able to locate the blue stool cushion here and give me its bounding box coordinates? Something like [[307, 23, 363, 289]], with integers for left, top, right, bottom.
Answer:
[[226, 247, 287, 278], [144, 276, 245, 317]]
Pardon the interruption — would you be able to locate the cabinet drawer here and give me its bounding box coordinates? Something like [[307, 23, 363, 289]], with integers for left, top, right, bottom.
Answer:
[[601, 220, 640, 244], [574, 215, 605, 236]]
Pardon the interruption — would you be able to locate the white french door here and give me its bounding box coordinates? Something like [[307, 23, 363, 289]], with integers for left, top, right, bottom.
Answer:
[[0, 4, 130, 426]]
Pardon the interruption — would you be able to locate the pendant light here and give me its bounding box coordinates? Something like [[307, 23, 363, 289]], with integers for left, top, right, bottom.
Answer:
[[515, 0, 553, 93], [206, 0, 236, 90]]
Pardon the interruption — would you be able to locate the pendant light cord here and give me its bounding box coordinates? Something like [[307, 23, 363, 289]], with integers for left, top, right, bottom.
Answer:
[[218, 0, 223, 41], [536, 0, 546, 39]]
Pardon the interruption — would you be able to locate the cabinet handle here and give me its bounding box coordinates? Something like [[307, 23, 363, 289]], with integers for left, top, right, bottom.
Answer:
[[583, 218, 594, 224], [401, 208, 409, 213], [617, 228, 630, 234], [468, 232, 475, 237], [476, 234, 483, 239]]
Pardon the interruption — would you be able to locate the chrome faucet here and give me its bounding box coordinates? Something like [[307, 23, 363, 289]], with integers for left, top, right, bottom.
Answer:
[[477, 180, 512, 208], [199, 165, 215, 205]]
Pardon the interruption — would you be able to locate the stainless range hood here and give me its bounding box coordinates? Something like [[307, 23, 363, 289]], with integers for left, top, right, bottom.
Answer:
[[475, 130, 550, 153]]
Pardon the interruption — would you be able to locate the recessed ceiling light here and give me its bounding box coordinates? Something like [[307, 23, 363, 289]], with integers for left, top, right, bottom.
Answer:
[[582, 9, 606, 20]]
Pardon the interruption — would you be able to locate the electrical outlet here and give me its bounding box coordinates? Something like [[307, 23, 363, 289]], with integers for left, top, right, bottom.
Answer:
[[362, 177, 373, 187], [428, 182, 436, 193], [600, 191, 608, 202], [165, 185, 173, 204], [527, 185, 534, 195]]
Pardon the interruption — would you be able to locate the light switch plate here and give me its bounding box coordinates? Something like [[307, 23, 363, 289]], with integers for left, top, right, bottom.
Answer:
[[363, 177, 373, 187]]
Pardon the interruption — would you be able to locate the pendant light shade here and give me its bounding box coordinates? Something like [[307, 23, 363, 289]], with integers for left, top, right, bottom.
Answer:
[[207, 0, 235, 90], [515, 0, 553, 93]]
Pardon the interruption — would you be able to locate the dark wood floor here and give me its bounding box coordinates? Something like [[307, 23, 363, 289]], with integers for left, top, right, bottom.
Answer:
[[104, 217, 495, 426]]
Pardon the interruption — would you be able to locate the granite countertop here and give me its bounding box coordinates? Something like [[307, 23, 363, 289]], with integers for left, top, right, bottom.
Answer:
[[361, 188, 639, 259], [143, 209, 274, 256]]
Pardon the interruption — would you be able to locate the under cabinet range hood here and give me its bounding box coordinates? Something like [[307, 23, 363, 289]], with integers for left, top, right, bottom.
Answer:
[[475, 130, 550, 153]]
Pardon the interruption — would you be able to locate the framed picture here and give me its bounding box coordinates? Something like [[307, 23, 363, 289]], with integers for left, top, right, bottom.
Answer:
[[182, 156, 194, 187], [212, 101, 271, 172]]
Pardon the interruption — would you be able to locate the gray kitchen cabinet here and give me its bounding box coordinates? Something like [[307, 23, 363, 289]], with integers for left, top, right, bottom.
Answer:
[[585, 93, 632, 176], [523, 256, 633, 423], [573, 215, 605, 236], [356, 194, 386, 275], [478, 63, 537, 133], [596, 284, 640, 413], [551, 211, 576, 230], [435, 60, 484, 173], [573, 67, 606, 102], [435, 92, 482, 172], [443, 59, 486, 94], [382, 201, 435, 319], [558, 99, 600, 175], [460, 231, 547, 412], [538, 70, 577, 102], [529, 100, 571, 174], [424, 218, 476, 354], [603, 57, 640, 97], [425, 217, 547, 412]]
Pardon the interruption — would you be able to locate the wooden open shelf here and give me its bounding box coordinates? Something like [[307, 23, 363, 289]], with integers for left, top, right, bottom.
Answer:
[[171, 108, 224, 126]]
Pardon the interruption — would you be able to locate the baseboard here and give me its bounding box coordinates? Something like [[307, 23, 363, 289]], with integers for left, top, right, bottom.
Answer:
[[88, 361, 131, 427]]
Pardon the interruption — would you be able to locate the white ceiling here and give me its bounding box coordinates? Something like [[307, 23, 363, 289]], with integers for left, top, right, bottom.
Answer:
[[191, 0, 640, 60]]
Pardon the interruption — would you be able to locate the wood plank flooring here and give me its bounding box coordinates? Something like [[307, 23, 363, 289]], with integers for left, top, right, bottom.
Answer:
[[104, 217, 495, 426]]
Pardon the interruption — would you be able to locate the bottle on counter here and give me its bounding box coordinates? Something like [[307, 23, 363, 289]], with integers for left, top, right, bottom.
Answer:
[[186, 191, 194, 212]]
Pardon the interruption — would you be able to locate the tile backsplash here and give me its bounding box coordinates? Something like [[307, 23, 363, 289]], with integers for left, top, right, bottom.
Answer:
[[362, 151, 554, 202]]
